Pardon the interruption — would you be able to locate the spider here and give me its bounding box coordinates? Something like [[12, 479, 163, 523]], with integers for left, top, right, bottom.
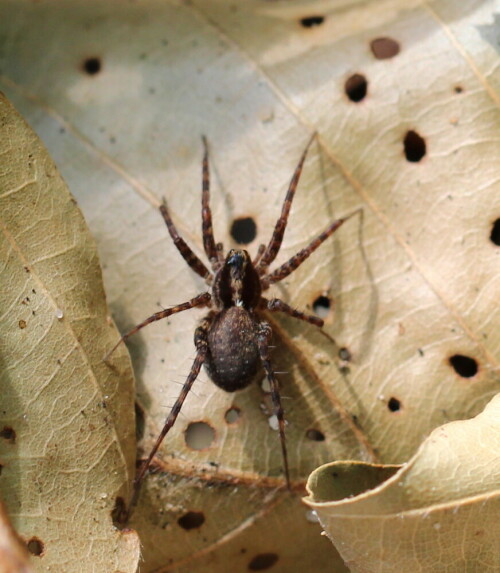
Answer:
[[108, 133, 359, 517]]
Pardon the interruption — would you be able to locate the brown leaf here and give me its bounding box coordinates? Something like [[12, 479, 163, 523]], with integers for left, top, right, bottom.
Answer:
[[304, 393, 500, 572], [0, 1, 498, 572], [0, 95, 140, 571]]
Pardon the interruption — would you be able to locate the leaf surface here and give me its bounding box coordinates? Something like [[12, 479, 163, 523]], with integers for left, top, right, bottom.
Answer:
[[0, 1, 499, 572], [305, 393, 500, 572], [0, 95, 139, 571]]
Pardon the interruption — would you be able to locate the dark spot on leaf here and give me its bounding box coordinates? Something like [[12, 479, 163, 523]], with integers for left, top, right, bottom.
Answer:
[[449, 354, 478, 378], [0, 427, 15, 443], [178, 511, 205, 530], [248, 553, 279, 571], [404, 130, 426, 162], [306, 428, 325, 441], [82, 56, 101, 75], [27, 537, 44, 556], [231, 217, 257, 244], [387, 397, 401, 412], [300, 16, 324, 28], [370, 37, 400, 59], [345, 73, 368, 102]]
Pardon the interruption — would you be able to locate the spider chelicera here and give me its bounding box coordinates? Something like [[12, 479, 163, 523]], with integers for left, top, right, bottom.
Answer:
[[108, 133, 359, 517]]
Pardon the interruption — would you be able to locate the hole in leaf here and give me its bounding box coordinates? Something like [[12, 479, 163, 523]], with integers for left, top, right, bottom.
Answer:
[[449, 354, 478, 378], [490, 219, 500, 246], [403, 130, 426, 162], [0, 427, 16, 443], [111, 497, 127, 527], [178, 510, 205, 530], [27, 537, 44, 556], [82, 56, 101, 75], [345, 73, 368, 102], [231, 217, 257, 244], [248, 553, 279, 571], [338, 347, 352, 362], [312, 295, 330, 318], [454, 85, 464, 94], [370, 37, 400, 59], [387, 397, 401, 412], [300, 16, 324, 28], [224, 407, 241, 424], [306, 428, 325, 441], [185, 421, 216, 450]]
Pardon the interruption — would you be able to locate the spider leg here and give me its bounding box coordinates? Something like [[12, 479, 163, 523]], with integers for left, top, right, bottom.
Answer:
[[262, 208, 361, 289], [252, 244, 266, 266], [215, 242, 224, 262], [257, 321, 291, 489], [159, 201, 212, 282], [257, 133, 317, 274], [201, 136, 221, 268], [125, 315, 211, 520], [261, 297, 323, 328], [104, 292, 211, 360]]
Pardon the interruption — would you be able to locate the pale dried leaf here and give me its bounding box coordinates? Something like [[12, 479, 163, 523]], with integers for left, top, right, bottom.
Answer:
[[304, 393, 500, 572], [0, 0, 499, 572], [0, 95, 140, 571]]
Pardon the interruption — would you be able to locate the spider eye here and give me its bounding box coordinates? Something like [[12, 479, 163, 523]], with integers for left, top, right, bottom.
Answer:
[[227, 251, 244, 268]]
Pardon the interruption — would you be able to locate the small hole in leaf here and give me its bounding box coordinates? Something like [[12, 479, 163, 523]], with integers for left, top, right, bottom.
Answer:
[[387, 397, 401, 412], [490, 219, 500, 246], [306, 428, 325, 441], [27, 537, 44, 556], [300, 16, 324, 28], [0, 427, 16, 443], [449, 354, 478, 378], [178, 510, 205, 530], [338, 347, 352, 362], [312, 295, 330, 318], [345, 74, 368, 102], [185, 421, 216, 450], [111, 497, 127, 527], [370, 37, 400, 59], [403, 130, 426, 162], [454, 85, 464, 94], [224, 407, 241, 424], [231, 217, 257, 244], [82, 56, 101, 75], [248, 553, 279, 571]]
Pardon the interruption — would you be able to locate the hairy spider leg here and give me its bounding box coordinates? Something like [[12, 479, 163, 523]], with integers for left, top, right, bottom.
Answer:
[[201, 136, 222, 269], [252, 243, 266, 266], [257, 132, 317, 274], [125, 315, 212, 519], [257, 322, 290, 488], [262, 208, 362, 289], [261, 297, 323, 328], [104, 292, 211, 360], [159, 201, 212, 281]]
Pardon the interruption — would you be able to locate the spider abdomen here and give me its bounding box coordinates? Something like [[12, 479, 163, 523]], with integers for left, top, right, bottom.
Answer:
[[204, 306, 261, 392]]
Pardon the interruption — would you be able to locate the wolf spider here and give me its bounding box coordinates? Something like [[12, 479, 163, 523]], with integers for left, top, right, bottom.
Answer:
[[108, 133, 359, 517]]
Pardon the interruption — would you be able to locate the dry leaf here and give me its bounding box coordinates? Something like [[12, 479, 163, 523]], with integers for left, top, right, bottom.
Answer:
[[304, 393, 500, 572], [0, 1, 499, 572], [0, 95, 139, 571]]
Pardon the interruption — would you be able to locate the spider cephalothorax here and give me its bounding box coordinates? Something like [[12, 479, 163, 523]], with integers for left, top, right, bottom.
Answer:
[[108, 134, 359, 519]]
